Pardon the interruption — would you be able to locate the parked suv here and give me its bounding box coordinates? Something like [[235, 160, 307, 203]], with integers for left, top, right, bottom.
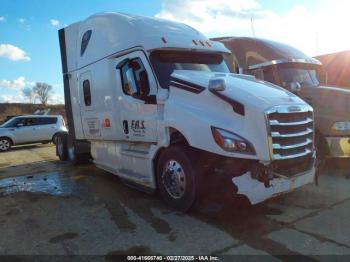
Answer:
[[0, 115, 68, 152]]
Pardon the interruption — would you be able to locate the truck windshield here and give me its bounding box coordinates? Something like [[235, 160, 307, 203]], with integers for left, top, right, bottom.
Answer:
[[277, 65, 320, 88], [150, 50, 230, 88]]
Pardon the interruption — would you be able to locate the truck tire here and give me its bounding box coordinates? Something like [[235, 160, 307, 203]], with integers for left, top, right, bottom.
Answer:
[[156, 145, 197, 212], [0, 137, 12, 152], [56, 134, 68, 161], [52, 133, 59, 145], [68, 144, 90, 165]]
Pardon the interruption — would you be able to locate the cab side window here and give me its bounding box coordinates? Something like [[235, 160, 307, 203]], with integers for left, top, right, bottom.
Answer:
[[81, 30, 92, 56], [263, 67, 275, 83], [251, 67, 275, 84], [12, 118, 26, 127], [252, 69, 264, 80], [26, 118, 38, 126], [120, 58, 150, 97], [38, 117, 57, 125], [83, 80, 92, 106]]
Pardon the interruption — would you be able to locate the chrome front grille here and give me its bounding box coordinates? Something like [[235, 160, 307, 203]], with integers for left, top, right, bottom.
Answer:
[[266, 105, 314, 160]]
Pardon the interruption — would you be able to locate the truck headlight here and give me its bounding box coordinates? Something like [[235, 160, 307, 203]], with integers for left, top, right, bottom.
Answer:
[[331, 121, 350, 131], [211, 127, 255, 154]]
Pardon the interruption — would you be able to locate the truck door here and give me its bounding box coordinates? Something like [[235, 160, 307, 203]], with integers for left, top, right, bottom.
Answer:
[[114, 51, 159, 142], [78, 71, 101, 139]]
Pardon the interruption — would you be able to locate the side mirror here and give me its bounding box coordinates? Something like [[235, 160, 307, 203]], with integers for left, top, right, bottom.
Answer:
[[116, 58, 129, 69], [125, 68, 140, 96], [138, 70, 150, 96], [156, 89, 169, 104], [209, 78, 226, 92], [289, 81, 301, 93], [117, 58, 151, 100]]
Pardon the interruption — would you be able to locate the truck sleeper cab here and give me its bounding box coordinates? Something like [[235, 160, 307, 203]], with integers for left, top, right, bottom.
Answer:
[[214, 37, 350, 159], [57, 13, 316, 211], [315, 50, 350, 89]]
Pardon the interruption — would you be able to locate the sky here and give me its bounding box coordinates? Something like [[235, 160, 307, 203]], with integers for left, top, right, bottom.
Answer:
[[1, 0, 349, 104]]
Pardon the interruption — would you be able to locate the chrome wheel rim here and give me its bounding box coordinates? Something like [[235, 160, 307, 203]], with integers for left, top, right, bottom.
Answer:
[[0, 139, 10, 151], [161, 160, 186, 199]]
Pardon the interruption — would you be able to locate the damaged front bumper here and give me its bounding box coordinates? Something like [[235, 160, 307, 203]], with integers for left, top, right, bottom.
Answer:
[[232, 166, 315, 205]]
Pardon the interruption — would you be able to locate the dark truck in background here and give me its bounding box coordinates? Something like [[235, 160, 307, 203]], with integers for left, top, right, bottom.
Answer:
[[213, 37, 350, 160], [315, 50, 350, 89]]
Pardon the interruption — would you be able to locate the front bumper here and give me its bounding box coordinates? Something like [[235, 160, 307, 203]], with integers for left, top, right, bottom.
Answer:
[[232, 166, 315, 205], [326, 136, 350, 157]]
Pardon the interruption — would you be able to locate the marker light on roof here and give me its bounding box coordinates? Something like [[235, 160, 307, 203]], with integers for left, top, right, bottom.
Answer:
[[192, 40, 198, 45], [206, 41, 212, 47], [161, 37, 167, 44], [199, 40, 205, 46]]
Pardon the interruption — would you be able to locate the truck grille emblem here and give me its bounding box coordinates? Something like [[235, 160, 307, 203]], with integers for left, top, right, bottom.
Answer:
[[287, 106, 301, 112]]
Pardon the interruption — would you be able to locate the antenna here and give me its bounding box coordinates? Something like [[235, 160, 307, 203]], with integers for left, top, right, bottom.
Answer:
[[315, 31, 319, 55], [250, 17, 256, 37]]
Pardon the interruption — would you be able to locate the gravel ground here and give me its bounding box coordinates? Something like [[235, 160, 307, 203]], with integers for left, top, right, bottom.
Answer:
[[0, 143, 350, 259]]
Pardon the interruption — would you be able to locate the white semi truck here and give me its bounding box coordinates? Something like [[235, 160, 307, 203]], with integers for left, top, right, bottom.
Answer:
[[56, 12, 316, 211]]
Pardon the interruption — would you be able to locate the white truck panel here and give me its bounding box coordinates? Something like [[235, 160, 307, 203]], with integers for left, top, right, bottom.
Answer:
[[63, 12, 229, 73], [64, 23, 79, 74], [68, 71, 84, 139], [91, 140, 159, 189], [165, 70, 310, 161]]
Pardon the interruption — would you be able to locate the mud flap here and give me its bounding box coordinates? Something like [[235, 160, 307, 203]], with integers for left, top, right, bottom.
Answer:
[[232, 168, 315, 205]]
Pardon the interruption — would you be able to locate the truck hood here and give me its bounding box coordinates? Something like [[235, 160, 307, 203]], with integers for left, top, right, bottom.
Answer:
[[302, 85, 350, 114], [171, 70, 306, 111], [299, 85, 350, 136]]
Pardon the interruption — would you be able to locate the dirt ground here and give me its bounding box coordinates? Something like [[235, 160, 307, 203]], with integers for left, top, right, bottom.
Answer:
[[0, 144, 350, 260]]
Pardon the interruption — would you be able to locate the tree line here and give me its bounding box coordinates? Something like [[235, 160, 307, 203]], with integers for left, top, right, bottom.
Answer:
[[22, 82, 53, 105]]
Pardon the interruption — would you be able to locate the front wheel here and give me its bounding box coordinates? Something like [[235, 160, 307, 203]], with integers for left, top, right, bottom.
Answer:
[[156, 145, 197, 212]]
